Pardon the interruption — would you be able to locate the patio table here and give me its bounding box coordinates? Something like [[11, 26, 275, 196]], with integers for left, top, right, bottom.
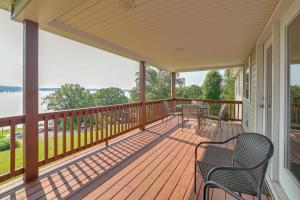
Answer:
[[176, 104, 209, 131]]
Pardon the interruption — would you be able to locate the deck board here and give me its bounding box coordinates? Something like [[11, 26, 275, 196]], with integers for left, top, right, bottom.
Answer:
[[0, 118, 272, 200]]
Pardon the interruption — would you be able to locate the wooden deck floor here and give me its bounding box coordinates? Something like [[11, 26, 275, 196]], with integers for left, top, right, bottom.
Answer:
[[0, 118, 272, 200]]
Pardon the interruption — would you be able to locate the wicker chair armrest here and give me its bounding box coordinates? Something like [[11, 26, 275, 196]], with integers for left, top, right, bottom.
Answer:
[[165, 108, 180, 113], [195, 136, 237, 159], [204, 181, 244, 200], [207, 160, 268, 181]]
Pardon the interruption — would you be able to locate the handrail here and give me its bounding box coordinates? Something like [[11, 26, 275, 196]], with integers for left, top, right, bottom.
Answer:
[[175, 98, 243, 121], [175, 98, 243, 104]]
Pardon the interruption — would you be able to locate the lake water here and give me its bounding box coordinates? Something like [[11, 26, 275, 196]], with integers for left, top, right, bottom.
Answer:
[[0, 91, 52, 117], [0, 90, 130, 118]]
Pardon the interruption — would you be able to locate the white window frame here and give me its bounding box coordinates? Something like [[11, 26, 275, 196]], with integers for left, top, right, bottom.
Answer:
[[244, 57, 251, 102]]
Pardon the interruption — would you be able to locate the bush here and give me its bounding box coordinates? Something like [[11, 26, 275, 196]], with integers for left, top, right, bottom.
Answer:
[[0, 138, 21, 151]]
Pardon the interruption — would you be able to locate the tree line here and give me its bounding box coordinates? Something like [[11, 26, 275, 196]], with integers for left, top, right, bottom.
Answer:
[[43, 68, 236, 112], [42, 84, 129, 111], [129, 67, 235, 102]]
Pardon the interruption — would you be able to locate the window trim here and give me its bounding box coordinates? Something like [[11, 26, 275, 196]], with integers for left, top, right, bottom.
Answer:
[[244, 56, 251, 102], [285, 11, 300, 187]]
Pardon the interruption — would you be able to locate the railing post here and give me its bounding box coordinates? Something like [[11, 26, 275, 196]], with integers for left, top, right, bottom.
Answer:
[[171, 72, 176, 99], [23, 20, 39, 182], [139, 61, 146, 130], [171, 72, 176, 108]]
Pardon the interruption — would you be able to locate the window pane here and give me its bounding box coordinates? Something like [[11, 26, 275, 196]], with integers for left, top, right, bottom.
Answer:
[[287, 13, 300, 183]]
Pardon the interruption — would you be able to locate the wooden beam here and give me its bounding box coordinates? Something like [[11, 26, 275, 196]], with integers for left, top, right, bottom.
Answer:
[[139, 61, 146, 130], [23, 20, 39, 182], [171, 72, 176, 99]]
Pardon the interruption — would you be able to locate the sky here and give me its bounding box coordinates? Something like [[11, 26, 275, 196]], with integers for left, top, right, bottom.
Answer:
[[291, 65, 300, 86], [0, 10, 208, 90]]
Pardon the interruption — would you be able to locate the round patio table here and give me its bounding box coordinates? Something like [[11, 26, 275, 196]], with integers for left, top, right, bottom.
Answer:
[[176, 104, 209, 131]]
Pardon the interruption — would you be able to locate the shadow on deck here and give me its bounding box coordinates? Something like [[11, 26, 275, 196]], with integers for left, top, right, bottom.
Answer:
[[0, 118, 271, 200]]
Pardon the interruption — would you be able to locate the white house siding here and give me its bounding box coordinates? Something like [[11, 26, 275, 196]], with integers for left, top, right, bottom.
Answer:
[[242, 48, 257, 132], [234, 68, 243, 101], [234, 68, 243, 119]]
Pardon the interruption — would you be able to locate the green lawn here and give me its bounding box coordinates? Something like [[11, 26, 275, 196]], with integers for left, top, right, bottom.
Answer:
[[0, 128, 23, 139], [0, 128, 115, 175]]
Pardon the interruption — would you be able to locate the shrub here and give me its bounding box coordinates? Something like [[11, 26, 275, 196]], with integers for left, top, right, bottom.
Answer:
[[0, 138, 21, 151]]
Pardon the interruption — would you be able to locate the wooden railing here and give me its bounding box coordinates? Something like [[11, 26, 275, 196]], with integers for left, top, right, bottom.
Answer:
[[145, 99, 172, 124], [0, 102, 141, 182], [0, 115, 25, 182], [0, 98, 243, 183], [291, 103, 300, 124], [175, 98, 243, 121], [291, 103, 300, 128]]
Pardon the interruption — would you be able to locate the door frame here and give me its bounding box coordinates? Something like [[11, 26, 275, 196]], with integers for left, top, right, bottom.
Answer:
[[262, 32, 281, 182], [263, 36, 272, 139], [256, 27, 283, 200]]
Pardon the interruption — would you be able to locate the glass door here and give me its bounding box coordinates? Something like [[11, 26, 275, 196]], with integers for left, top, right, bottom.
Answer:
[[264, 39, 273, 140], [287, 12, 300, 184], [263, 37, 273, 177]]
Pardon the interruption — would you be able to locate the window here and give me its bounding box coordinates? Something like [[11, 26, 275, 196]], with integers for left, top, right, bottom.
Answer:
[[244, 58, 251, 100], [287, 12, 300, 183]]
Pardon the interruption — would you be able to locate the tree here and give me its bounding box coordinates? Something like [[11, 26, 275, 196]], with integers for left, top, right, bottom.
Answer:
[[290, 85, 300, 124], [42, 84, 94, 111], [222, 69, 235, 100], [129, 86, 139, 102], [202, 70, 222, 100], [94, 87, 128, 106], [130, 66, 185, 102], [291, 85, 300, 103], [42, 84, 95, 129], [176, 85, 202, 99]]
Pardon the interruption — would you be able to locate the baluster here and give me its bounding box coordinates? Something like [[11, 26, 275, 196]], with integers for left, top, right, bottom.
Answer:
[[70, 112, 74, 152], [44, 115, 49, 163], [90, 110, 93, 146], [114, 107, 117, 135], [125, 105, 128, 131], [110, 107, 113, 138], [96, 109, 99, 143], [77, 113, 81, 150], [118, 105, 121, 134], [54, 115, 58, 160], [10, 120, 16, 176], [84, 111, 88, 148], [62, 113, 67, 155], [120, 105, 123, 134], [100, 109, 104, 142], [105, 107, 109, 146]]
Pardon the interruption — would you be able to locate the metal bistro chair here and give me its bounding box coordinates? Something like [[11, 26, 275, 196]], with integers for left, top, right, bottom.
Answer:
[[194, 133, 274, 200], [163, 101, 181, 124], [206, 104, 227, 129], [192, 100, 207, 127], [181, 105, 203, 131]]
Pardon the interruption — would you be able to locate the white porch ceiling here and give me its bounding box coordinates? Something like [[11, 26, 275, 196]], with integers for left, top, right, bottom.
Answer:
[[1, 0, 278, 71]]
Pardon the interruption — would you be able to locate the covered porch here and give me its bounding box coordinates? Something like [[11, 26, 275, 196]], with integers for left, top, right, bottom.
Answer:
[[0, 0, 281, 199]]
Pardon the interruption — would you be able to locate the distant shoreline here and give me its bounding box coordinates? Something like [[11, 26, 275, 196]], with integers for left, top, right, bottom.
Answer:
[[0, 86, 130, 93]]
